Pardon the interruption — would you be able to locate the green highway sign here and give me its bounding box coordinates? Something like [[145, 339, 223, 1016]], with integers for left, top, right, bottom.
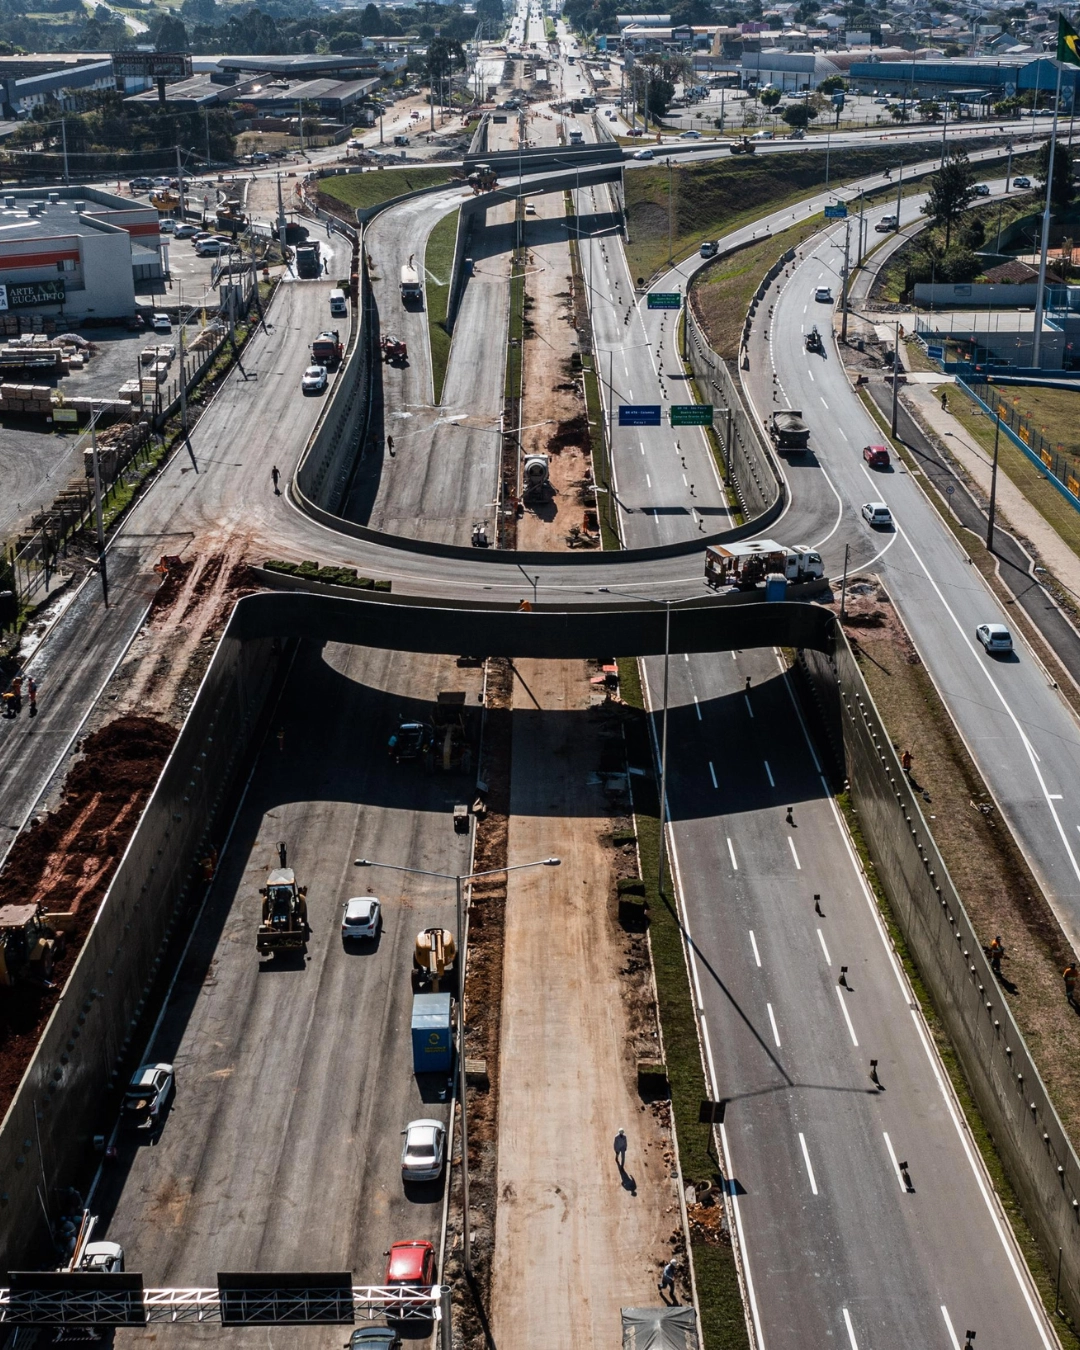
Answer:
[[670, 404, 713, 426], [647, 292, 681, 309]]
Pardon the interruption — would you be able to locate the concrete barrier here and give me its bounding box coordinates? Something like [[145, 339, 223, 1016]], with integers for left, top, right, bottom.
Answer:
[[799, 636, 1080, 1330], [0, 624, 290, 1271]]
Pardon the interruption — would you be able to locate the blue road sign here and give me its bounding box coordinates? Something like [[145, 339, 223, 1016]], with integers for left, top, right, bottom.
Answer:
[[619, 405, 663, 426], [927, 345, 944, 360], [824, 204, 847, 219]]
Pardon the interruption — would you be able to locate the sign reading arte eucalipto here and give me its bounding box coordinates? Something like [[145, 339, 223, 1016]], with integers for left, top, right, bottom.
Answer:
[[0, 279, 65, 309]]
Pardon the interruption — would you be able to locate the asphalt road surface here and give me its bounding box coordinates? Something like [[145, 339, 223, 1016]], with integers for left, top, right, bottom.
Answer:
[[93, 641, 479, 1340]]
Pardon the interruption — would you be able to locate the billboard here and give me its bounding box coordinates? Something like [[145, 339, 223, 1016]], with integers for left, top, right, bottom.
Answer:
[[0, 279, 65, 309], [110, 51, 193, 82]]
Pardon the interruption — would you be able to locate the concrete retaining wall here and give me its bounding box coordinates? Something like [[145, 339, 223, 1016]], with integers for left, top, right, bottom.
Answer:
[[914, 281, 1040, 307], [0, 623, 289, 1271], [800, 637, 1080, 1329], [685, 301, 785, 524]]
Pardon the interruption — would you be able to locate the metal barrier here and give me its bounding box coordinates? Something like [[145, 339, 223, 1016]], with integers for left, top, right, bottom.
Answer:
[[963, 377, 1080, 510]]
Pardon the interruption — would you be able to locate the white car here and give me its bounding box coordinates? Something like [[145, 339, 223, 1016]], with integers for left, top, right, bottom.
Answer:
[[152, 312, 171, 333], [342, 896, 381, 940], [1013, 175, 1031, 189], [401, 1119, 447, 1181], [122, 1063, 174, 1130], [679, 129, 702, 138], [814, 286, 833, 303], [79, 1242, 124, 1273], [976, 622, 1014, 653], [195, 239, 227, 256], [633, 148, 654, 159], [173, 223, 198, 238], [861, 501, 893, 528], [302, 364, 328, 393], [973, 183, 991, 196], [158, 218, 175, 233]]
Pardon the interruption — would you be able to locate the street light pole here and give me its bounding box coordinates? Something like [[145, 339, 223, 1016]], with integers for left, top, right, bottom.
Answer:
[[890, 317, 901, 436], [353, 855, 560, 1276], [658, 598, 671, 898], [987, 400, 1001, 553]]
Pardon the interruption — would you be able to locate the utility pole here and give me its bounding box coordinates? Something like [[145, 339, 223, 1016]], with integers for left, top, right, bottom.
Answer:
[[275, 172, 287, 255], [840, 213, 851, 342], [940, 98, 949, 167], [204, 108, 212, 168], [298, 100, 306, 158], [890, 318, 901, 436], [667, 157, 673, 268], [89, 417, 109, 609], [1032, 66, 1063, 369], [894, 157, 903, 229], [61, 117, 69, 185], [987, 398, 1001, 552], [175, 144, 185, 219], [825, 131, 831, 190]]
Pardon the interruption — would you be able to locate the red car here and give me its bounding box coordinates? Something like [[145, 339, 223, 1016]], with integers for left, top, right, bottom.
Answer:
[[863, 444, 890, 469], [385, 1240, 436, 1315]]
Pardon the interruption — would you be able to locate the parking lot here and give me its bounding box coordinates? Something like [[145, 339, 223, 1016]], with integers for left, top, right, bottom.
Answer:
[[93, 643, 482, 1344]]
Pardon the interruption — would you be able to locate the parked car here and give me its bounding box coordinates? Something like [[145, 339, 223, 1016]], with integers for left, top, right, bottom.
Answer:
[[679, 128, 702, 138], [152, 176, 172, 189], [863, 444, 890, 468], [633, 147, 654, 159], [861, 500, 893, 527], [976, 622, 1014, 653], [342, 897, 381, 941], [874, 96, 890, 104], [152, 312, 171, 333], [401, 1120, 447, 1181], [384, 1240, 436, 1313], [128, 176, 153, 192], [195, 239, 227, 256], [814, 285, 833, 303], [158, 218, 175, 233], [347, 1330, 400, 1350], [973, 183, 991, 196], [302, 364, 328, 393], [173, 223, 198, 238], [1013, 175, 1031, 188], [122, 1063, 174, 1130]]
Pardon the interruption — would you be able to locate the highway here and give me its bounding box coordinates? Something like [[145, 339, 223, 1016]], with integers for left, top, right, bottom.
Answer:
[[93, 642, 478, 1339]]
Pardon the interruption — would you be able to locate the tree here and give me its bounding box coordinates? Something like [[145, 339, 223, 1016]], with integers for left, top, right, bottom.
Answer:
[[760, 86, 781, 110], [890, 103, 908, 122], [1035, 140, 1074, 210], [359, 1, 380, 32], [155, 13, 187, 48], [817, 74, 845, 93], [922, 151, 975, 249], [426, 35, 463, 81]]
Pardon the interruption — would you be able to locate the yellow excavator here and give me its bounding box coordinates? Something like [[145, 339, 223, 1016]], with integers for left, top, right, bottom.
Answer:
[[0, 903, 67, 986]]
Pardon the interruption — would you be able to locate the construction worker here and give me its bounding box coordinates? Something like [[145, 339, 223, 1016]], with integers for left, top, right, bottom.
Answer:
[[941, 390, 948, 411], [1064, 963, 1079, 1007], [387, 435, 395, 457], [10, 676, 21, 715], [989, 935, 1005, 975], [27, 676, 36, 717], [271, 465, 281, 495], [901, 749, 913, 774]]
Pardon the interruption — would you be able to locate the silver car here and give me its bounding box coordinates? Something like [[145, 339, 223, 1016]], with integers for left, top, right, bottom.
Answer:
[[976, 623, 1013, 654], [401, 1119, 446, 1181], [861, 501, 893, 528], [341, 897, 381, 940]]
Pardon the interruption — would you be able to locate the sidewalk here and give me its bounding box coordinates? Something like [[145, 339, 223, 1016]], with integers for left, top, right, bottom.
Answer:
[[901, 380, 1080, 602]]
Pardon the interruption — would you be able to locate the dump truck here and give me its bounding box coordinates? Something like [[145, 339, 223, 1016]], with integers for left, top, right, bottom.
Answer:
[[769, 408, 810, 450], [430, 691, 473, 774], [310, 329, 343, 370], [400, 259, 423, 304], [295, 241, 321, 279], [0, 903, 67, 986], [729, 136, 756, 155], [257, 843, 310, 956], [704, 539, 824, 590], [413, 927, 457, 992]]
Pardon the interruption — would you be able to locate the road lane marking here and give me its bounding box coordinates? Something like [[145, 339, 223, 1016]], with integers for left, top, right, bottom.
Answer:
[[727, 837, 738, 870], [798, 1132, 819, 1195], [882, 1131, 907, 1191], [842, 1308, 860, 1350], [749, 929, 761, 967], [744, 695, 754, 718], [694, 695, 702, 721], [1050, 793, 1063, 799], [808, 369, 815, 381], [838, 427, 847, 440], [646, 474, 651, 487], [941, 1306, 962, 1350], [764, 759, 774, 786], [820, 396, 829, 408], [709, 761, 718, 788], [836, 986, 859, 1046], [788, 836, 802, 870], [817, 928, 832, 965], [767, 1002, 781, 1047]]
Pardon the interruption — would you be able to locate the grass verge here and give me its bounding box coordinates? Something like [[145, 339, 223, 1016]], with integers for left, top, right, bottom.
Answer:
[[424, 208, 458, 404], [318, 165, 455, 214], [506, 257, 525, 402], [692, 213, 825, 358], [619, 656, 751, 1350]]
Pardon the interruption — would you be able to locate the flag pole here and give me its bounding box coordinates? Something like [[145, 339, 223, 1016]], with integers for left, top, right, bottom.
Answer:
[[1032, 60, 1064, 368]]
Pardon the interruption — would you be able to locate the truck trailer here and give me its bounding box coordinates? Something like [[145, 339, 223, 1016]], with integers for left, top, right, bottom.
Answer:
[[704, 539, 824, 590]]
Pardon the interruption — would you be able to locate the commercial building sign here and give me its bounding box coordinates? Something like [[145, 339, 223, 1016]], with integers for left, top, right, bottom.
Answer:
[[110, 51, 193, 82], [0, 279, 65, 310]]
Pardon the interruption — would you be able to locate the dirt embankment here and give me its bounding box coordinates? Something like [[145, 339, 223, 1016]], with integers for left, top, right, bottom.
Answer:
[[0, 715, 175, 1114]]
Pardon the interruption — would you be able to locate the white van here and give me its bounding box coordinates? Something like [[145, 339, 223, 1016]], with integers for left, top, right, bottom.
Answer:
[[329, 288, 347, 317]]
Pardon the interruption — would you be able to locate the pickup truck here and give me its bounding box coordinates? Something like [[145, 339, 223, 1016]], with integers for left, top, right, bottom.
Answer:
[[769, 409, 810, 450]]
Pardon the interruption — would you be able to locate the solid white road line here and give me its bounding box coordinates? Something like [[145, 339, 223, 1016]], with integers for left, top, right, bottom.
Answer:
[[842, 1308, 860, 1350], [817, 928, 832, 965], [694, 695, 702, 721], [646, 473, 651, 488], [727, 837, 738, 871], [764, 759, 774, 787], [744, 695, 754, 718], [788, 836, 802, 870], [749, 929, 762, 967], [836, 985, 860, 1046], [799, 1132, 819, 1195], [882, 1131, 907, 1192], [720, 1122, 765, 1349], [709, 761, 718, 789], [767, 1002, 781, 1047], [820, 396, 829, 408], [941, 1306, 963, 1350], [838, 427, 847, 440]]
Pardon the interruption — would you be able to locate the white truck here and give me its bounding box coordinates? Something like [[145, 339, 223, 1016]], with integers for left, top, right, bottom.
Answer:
[[400, 259, 423, 305], [704, 539, 824, 590]]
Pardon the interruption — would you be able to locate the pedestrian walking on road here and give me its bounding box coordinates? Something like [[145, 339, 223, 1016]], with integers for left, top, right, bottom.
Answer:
[[1064, 963, 1079, 1007], [613, 1129, 627, 1170], [941, 391, 949, 411], [27, 676, 36, 718], [658, 1259, 678, 1304], [989, 935, 1005, 975], [901, 749, 913, 775], [271, 465, 281, 495], [276, 727, 285, 753], [387, 435, 395, 457]]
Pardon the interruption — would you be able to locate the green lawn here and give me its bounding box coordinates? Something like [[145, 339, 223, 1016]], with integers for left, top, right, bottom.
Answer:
[[318, 166, 456, 215], [424, 208, 458, 405]]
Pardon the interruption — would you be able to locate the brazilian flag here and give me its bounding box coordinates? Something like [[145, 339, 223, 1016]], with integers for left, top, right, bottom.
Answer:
[[1058, 13, 1080, 66]]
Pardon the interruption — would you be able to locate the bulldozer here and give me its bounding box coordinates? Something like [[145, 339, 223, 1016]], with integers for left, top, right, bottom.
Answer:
[[413, 927, 457, 992], [257, 843, 310, 957], [467, 164, 499, 194], [0, 903, 66, 987]]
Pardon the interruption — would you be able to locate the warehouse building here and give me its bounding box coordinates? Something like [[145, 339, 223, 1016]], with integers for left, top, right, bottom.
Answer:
[[0, 186, 162, 320], [847, 53, 1080, 103], [0, 55, 116, 119]]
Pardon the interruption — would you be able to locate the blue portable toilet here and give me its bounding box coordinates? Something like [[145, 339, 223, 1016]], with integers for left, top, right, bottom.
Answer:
[[412, 992, 453, 1074], [764, 572, 788, 602]]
